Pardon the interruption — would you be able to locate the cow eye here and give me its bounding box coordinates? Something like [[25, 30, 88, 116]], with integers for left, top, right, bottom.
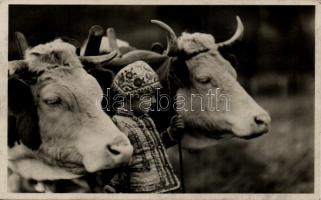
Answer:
[[196, 76, 211, 84], [44, 97, 61, 106]]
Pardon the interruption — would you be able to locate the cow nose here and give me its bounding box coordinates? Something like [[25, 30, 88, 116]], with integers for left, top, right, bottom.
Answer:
[[253, 114, 271, 134], [254, 114, 271, 126], [107, 144, 121, 155], [105, 140, 133, 164]]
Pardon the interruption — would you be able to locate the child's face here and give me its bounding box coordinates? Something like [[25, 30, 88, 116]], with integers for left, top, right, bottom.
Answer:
[[132, 93, 156, 114]]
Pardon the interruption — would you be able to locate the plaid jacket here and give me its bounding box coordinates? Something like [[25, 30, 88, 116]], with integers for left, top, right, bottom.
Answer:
[[108, 108, 180, 193]]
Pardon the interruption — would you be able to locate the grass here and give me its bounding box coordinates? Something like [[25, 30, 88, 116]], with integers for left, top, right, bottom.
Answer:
[[167, 92, 314, 193]]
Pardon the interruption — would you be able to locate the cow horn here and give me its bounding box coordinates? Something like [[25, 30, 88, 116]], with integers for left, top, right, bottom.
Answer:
[[8, 60, 28, 77], [14, 32, 29, 59], [151, 20, 178, 56], [79, 50, 118, 65], [217, 16, 244, 49]]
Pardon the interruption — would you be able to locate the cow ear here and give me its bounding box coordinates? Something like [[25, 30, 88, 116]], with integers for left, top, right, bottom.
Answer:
[[170, 57, 191, 88], [8, 114, 19, 148], [8, 77, 42, 150], [8, 77, 34, 115]]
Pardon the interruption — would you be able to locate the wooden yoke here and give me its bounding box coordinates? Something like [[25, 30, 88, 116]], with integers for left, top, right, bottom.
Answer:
[[107, 27, 120, 57], [83, 25, 104, 56]]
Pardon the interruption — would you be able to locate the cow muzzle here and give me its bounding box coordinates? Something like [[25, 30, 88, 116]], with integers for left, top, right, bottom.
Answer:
[[77, 134, 133, 173], [254, 113, 271, 132], [242, 113, 271, 139], [105, 138, 134, 166], [231, 111, 271, 139]]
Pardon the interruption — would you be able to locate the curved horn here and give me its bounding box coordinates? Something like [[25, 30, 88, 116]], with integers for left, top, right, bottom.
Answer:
[[9, 60, 28, 77], [15, 32, 29, 59], [92, 50, 168, 72], [150, 20, 178, 56], [217, 16, 244, 49], [79, 50, 118, 65]]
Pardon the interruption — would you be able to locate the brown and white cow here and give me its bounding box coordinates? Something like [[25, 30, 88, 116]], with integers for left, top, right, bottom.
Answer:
[[84, 17, 271, 149], [146, 18, 271, 148], [8, 39, 133, 192]]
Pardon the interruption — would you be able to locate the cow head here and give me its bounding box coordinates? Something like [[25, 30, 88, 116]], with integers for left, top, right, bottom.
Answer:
[[8, 39, 133, 179], [151, 17, 271, 149]]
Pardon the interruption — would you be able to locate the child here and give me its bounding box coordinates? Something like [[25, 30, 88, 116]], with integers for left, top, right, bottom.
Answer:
[[105, 61, 184, 193]]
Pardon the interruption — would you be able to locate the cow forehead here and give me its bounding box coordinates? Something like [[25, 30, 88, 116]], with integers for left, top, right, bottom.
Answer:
[[36, 68, 102, 100], [188, 50, 235, 75], [177, 32, 237, 78], [26, 39, 76, 56], [25, 39, 82, 72]]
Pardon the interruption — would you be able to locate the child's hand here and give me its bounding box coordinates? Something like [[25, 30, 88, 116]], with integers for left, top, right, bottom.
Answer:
[[168, 115, 185, 141]]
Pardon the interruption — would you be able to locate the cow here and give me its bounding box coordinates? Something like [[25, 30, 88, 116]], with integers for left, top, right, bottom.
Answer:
[[8, 39, 133, 192], [82, 17, 271, 149]]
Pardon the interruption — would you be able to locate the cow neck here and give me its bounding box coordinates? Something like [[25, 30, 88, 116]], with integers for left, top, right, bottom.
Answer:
[[8, 143, 82, 181], [168, 60, 184, 95]]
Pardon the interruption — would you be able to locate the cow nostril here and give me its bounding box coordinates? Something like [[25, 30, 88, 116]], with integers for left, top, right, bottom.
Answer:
[[254, 115, 266, 125], [107, 145, 121, 155], [254, 113, 271, 126], [255, 117, 263, 125]]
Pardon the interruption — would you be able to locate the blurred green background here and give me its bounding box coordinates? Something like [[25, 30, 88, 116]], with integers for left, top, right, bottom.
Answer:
[[9, 5, 315, 193]]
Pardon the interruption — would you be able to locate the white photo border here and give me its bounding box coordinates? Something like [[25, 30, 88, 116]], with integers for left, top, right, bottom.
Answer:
[[0, 0, 319, 199]]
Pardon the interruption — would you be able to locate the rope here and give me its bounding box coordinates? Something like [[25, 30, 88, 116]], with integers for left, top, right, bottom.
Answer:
[[167, 58, 187, 193], [178, 140, 185, 193]]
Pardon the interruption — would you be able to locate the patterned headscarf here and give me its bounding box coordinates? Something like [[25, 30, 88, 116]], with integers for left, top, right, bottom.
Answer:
[[111, 61, 161, 96]]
